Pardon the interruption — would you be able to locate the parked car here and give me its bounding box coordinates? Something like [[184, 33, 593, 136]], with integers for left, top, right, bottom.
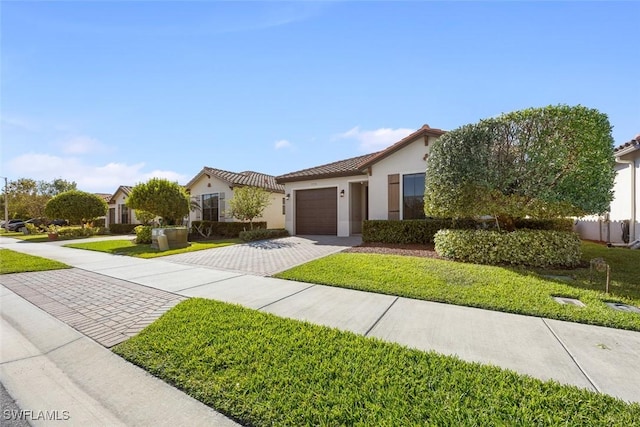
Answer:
[[6, 218, 46, 232], [50, 219, 68, 226], [3, 219, 25, 231]]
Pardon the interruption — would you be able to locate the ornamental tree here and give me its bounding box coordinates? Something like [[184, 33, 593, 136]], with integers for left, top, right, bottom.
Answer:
[[227, 186, 271, 229], [44, 190, 108, 227], [126, 178, 190, 225], [424, 105, 616, 229]]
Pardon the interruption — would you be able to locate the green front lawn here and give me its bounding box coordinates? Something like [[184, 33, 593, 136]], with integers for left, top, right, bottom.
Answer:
[[114, 299, 640, 426], [275, 242, 640, 331], [0, 249, 70, 274], [64, 239, 240, 258]]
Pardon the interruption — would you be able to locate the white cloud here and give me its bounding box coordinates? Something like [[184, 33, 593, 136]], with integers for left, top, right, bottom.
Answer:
[[60, 135, 108, 154], [6, 153, 188, 194], [274, 139, 292, 150], [335, 126, 416, 151]]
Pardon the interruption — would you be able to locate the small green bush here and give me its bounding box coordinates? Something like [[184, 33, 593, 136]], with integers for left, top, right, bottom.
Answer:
[[434, 229, 582, 267], [134, 225, 152, 244], [109, 223, 139, 234], [89, 217, 106, 228], [190, 221, 267, 238], [25, 223, 42, 234], [57, 226, 103, 237], [239, 228, 289, 242], [363, 219, 477, 244]]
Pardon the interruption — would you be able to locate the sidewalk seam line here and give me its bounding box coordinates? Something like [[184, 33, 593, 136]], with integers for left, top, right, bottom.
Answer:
[[541, 318, 601, 393], [256, 284, 317, 310], [0, 336, 85, 366], [364, 297, 399, 337], [175, 274, 246, 292]]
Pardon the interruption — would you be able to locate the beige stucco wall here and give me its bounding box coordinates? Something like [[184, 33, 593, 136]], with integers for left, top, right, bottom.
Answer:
[[187, 173, 285, 228], [282, 175, 367, 237], [575, 151, 639, 244], [110, 190, 139, 225], [368, 135, 432, 220]]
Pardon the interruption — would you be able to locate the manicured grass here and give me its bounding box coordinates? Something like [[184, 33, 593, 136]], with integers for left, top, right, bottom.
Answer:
[[0, 249, 70, 274], [114, 299, 640, 426], [64, 239, 240, 258], [275, 242, 640, 331]]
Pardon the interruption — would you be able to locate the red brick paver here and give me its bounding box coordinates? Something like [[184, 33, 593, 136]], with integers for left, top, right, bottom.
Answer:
[[1, 269, 186, 347]]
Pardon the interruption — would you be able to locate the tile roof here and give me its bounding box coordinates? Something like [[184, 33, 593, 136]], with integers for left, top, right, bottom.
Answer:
[[276, 123, 447, 183], [614, 134, 640, 155], [276, 152, 381, 183], [108, 186, 133, 204], [94, 193, 113, 203], [358, 124, 446, 169], [187, 167, 285, 193]]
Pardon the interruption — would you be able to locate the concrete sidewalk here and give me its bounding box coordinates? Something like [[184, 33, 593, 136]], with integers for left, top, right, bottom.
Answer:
[[1, 236, 639, 418]]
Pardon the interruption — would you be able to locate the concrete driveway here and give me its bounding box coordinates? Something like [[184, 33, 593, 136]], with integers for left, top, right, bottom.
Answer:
[[162, 235, 362, 276]]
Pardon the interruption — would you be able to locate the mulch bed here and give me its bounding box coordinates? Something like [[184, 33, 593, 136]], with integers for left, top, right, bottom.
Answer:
[[344, 242, 443, 259]]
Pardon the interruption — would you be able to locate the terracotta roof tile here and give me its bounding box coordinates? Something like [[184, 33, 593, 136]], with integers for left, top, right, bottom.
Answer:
[[276, 152, 381, 183], [188, 167, 284, 193], [358, 124, 446, 169], [614, 134, 640, 154], [276, 123, 447, 183]]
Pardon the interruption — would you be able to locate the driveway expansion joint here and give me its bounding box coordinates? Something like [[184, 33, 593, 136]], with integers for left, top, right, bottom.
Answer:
[[541, 318, 601, 393]]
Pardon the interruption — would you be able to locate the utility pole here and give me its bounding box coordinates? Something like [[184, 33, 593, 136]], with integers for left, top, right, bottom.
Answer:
[[2, 176, 8, 227]]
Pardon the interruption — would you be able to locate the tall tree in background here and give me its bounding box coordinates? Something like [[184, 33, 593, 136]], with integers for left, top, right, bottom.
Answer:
[[1, 178, 77, 219], [424, 105, 616, 229]]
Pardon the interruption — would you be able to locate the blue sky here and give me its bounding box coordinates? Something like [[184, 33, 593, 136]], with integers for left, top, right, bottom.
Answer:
[[2, 1, 638, 193]]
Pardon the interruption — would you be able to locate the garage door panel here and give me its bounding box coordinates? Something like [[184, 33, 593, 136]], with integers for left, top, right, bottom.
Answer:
[[296, 188, 337, 235]]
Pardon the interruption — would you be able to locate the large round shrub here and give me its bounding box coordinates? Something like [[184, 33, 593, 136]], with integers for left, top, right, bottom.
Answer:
[[126, 178, 189, 225], [45, 190, 108, 226]]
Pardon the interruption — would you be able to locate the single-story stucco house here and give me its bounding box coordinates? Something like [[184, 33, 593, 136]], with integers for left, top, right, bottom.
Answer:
[[575, 135, 640, 246], [276, 124, 445, 237], [185, 167, 285, 229], [106, 185, 138, 228]]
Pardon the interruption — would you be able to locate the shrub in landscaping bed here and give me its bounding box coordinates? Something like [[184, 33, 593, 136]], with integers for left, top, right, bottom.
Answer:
[[114, 299, 640, 426], [134, 225, 152, 244], [363, 219, 477, 244], [434, 229, 581, 267], [190, 221, 267, 238], [239, 228, 289, 242], [57, 226, 106, 237], [109, 223, 138, 234]]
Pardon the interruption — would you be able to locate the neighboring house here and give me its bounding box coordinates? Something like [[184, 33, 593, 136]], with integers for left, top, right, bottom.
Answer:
[[106, 186, 141, 228], [575, 135, 640, 246], [276, 124, 446, 236], [185, 167, 285, 228]]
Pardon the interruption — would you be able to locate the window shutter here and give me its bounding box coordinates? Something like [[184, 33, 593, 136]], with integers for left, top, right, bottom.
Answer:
[[219, 192, 226, 220], [388, 174, 400, 220]]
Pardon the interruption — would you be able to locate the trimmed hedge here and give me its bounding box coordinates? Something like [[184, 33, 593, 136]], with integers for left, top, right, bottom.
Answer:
[[514, 218, 574, 232], [239, 228, 289, 242], [134, 225, 152, 244], [434, 229, 582, 267], [363, 219, 477, 244], [109, 223, 138, 234], [190, 221, 267, 238]]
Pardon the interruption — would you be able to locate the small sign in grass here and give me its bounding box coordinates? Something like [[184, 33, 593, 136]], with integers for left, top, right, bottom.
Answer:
[[0, 249, 70, 274], [114, 299, 640, 426]]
